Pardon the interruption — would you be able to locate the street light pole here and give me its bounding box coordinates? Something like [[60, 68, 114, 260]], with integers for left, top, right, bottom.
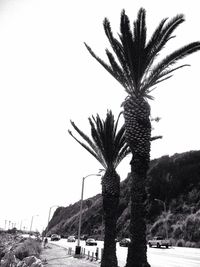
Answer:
[[29, 215, 38, 234], [154, 198, 168, 239], [75, 173, 101, 257], [46, 205, 59, 237]]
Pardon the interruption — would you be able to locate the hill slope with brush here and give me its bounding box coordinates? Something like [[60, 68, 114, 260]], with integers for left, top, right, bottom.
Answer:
[[46, 150, 200, 247]]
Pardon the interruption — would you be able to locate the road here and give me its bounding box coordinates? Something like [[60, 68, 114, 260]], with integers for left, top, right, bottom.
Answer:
[[49, 239, 200, 267]]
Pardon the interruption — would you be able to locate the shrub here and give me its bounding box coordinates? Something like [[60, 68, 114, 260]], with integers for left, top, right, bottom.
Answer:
[[14, 238, 41, 260], [150, 218, 165, 236], [172, 224, 183, 239], [188, 188, 200, 204], [169, 238, 176, 246], [176, 239, 185, 247], [183, 211, 200, 242], [185, 241, 196, 248]]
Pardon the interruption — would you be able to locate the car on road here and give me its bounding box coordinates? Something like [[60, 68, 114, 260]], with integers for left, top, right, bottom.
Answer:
[[85, 238, 97, 246], [67, 236, 76, 242], [80, 234, 88, 240], [119, 238, 131, 247], [148, 236, 170, 248], [50, 234, 61, 241]]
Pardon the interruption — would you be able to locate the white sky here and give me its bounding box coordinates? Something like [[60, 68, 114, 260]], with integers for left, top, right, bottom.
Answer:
[[0, 0, 200, 232]]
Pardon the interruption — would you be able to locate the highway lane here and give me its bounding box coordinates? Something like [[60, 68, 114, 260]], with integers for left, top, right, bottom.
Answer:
[[49, 239, 200, 267]]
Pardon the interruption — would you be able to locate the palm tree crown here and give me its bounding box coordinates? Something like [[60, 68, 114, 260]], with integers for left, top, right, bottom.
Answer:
[[68, 110, 130, 170], [85, 8, 200, 100]]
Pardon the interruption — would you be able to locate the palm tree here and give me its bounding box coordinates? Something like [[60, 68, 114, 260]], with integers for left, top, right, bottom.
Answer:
[[84, 8, 200, 267], [68, 110, 130, 267]]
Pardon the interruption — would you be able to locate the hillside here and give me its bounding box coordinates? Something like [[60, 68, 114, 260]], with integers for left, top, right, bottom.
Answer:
[[46, 150, 200, 247]]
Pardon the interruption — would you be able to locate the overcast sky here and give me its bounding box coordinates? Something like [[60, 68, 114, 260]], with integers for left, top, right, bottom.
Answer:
[[0, 0, 200, 232]]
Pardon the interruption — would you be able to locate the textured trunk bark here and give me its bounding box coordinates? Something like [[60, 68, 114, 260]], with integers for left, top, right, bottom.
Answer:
[[125, 160, 150, 267], [101, 169, 120, 267], [124, 96, 151, 267]]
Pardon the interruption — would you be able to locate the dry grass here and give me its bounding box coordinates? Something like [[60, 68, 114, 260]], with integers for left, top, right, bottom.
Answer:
[[14, 238, 42, 260]]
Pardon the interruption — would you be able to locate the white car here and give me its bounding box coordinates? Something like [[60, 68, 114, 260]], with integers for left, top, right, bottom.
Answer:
[[67, 236, 76, 242], [148, 236, 170, 248]]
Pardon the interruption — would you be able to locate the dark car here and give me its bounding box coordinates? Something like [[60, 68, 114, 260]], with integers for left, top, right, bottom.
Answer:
[[85, 238, 97, 246], [50, 234, 61, 241], [119, 238, 131, 247]]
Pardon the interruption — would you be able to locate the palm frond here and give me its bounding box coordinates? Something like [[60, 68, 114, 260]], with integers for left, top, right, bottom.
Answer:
[[69, 121, 106, 167], [144, 15, 184, 70], [68, 130, 106, 167], [113, 111, 123, 137], [105, 49, 126, 84], [113, 126, 129, 167], [85, 8, 200, 100], [84, 43, 129, 91], [89, 116, 107, 163], [119, 9, 137, 91], [144, 42, 200, 90], [114, 145, 131, 168], [151, 135, 162, 141], [133, 8, 147, 85], [71, 111, 130, 170], [103, 18, 132, 88]]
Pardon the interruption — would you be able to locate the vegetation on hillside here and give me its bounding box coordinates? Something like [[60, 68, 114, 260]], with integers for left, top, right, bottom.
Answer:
[[47, 150, 200, 248]]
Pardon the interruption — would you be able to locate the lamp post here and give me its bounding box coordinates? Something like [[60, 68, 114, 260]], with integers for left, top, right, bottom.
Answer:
[[154, 198, 168, 239], [46, 205, 59, 237], [29, 215, 38, 234], [75, 173, 101, 257]]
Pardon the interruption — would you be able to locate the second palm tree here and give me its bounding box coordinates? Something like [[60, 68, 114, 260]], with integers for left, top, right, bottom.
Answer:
[[68, 110, 130, 267]]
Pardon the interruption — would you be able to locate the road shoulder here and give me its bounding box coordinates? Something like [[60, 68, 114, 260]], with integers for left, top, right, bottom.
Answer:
[[40, 243, 99, 267]]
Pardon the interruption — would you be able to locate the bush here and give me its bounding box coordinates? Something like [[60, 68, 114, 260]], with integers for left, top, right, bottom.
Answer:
[[14, 238, 41, 260], [176, 239, 185, 247], [169, 238, 176, 246], [183, 211, 200, 242], [150, 218, 165, 236], [172, 224, 183, 239], [185, 241, 196, 248]]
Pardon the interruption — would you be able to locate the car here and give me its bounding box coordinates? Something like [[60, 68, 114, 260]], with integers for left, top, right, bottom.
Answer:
[[50, 234, 61, 241], [119, 238, 131, 247], [80, 234, 88, 240], [85, 238, 97, 246], [148, 236, 170, 248], [67, 236, 76, 242]]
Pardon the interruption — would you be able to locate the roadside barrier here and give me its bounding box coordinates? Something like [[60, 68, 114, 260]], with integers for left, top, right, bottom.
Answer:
[[67, 245, 102, 263], [66, 247, 73, 255], [85, 247, 103, 262]]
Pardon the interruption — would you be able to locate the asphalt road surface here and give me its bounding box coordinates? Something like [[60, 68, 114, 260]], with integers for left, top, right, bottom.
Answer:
[[49, 239, 200, 267]]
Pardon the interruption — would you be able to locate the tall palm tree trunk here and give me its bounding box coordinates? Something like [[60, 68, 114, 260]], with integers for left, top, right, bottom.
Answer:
[[101, 169, 120, 267], [124, 97, 151, 267]]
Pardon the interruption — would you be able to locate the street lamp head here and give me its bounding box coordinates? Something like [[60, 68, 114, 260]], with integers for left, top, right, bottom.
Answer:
[[84, 173, 101, 179]]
